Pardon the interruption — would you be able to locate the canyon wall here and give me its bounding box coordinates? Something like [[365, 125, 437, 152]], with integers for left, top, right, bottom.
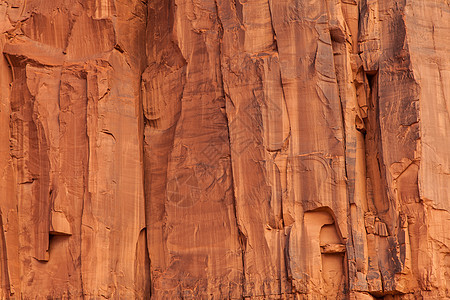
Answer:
[[0, 0, 449, 299]]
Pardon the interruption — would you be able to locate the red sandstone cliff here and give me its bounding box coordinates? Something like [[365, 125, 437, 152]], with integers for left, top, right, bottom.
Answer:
[[0, 0, 449, 299]]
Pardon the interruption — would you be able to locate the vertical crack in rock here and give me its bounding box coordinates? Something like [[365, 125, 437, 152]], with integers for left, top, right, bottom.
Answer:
[[214, 1, 246, 297], [327, 1, 362, 296], [216, 0, 294, 296], [142, 1, 186, 296], [80, 66, 89, 300], [144, 0, 244, 297]]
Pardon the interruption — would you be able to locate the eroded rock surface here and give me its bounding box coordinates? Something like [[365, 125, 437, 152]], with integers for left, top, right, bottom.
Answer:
[[0, 0, 449, 299]]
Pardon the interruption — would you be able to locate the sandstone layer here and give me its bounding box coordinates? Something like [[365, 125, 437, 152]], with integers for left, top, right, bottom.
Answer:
[[0, 0, 449, 299]]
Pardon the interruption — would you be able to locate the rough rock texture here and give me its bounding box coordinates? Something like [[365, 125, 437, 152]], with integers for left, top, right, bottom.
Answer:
[[0, 0, 449, 299]]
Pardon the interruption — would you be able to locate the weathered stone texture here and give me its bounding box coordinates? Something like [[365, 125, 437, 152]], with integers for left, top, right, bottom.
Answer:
[[0, 0, 448, 299]]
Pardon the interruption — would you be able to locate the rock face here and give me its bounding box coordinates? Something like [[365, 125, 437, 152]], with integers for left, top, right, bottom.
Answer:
[[0, 0, 449, 299]]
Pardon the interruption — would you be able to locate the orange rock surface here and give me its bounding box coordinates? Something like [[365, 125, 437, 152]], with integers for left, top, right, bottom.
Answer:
[[0, 0, 449, 299]]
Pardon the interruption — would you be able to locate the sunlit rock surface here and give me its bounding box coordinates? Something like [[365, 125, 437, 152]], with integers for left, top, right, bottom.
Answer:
[[0, 0, 449, 299]]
